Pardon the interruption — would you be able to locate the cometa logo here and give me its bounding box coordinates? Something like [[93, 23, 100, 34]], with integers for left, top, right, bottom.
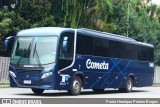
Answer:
[[86, 59, 109, 70]]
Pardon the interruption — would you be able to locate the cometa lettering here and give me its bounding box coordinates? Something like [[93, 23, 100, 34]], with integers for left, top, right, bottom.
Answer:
[[86, 59, 109, 70]]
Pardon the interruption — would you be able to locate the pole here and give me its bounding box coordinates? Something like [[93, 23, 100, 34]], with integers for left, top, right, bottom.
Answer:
[[127, 0, 131, 37]]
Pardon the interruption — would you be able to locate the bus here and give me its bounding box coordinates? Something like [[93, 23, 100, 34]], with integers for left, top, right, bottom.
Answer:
[[4, 27, 154, 95]]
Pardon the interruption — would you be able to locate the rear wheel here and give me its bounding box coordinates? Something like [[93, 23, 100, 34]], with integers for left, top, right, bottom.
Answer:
[[119, 77, 133, 93], [68, 76, 82, 95], [31, 88, 44, 95], [92, 89, 105, 93]]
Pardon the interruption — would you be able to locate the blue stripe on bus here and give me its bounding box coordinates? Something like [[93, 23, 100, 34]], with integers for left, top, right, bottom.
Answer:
[[89, 58, 120, 88], [119, 61, 132, 88], [106, 60, 131, 88], [89, 58, 132, 89], [101, 59, 121, 88]]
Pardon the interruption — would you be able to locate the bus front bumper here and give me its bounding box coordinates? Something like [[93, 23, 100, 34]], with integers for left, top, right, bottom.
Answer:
[[9, 73, 55, 90]]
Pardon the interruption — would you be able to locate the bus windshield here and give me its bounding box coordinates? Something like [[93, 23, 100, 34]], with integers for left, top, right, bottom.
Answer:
[[11, 36, 58, 65]]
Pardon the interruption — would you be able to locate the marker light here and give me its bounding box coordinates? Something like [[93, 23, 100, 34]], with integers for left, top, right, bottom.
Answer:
[[9, 71, 16, 78], [41, 72, 53, 79]]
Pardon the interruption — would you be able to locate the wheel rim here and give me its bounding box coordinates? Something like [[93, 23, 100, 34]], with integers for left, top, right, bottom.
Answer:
[[73, 79, 80, 93], [127, 78, 132, 90]]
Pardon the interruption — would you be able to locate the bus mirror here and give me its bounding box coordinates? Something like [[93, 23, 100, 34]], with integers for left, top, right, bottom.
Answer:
[[4, 36, 15, 55], [62, 37, 68, 53]]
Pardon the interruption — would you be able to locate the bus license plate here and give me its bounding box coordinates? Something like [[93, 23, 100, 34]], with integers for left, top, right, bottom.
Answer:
[[24, 80, 31, 84]]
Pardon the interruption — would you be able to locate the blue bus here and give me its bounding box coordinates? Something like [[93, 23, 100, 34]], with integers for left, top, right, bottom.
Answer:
[[4, 27, 154, 95]]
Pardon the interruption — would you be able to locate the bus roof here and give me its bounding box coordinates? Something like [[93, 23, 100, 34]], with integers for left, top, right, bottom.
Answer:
[[17, 27, 74, 37], [17, 27, 154, 48]]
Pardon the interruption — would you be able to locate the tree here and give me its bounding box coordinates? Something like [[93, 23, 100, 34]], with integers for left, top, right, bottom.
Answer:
[[1, 0, 160, 65]]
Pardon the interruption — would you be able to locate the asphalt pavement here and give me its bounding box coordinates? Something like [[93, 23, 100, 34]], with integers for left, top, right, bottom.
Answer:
[[0, 87, 160, 98]]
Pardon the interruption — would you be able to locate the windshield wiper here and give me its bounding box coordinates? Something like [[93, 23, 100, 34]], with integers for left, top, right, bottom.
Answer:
[[17, 42, 32, 65], [33, 42, 42, 67]]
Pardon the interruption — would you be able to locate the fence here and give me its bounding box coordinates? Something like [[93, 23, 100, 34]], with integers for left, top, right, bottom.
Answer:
[[0, 57, 10, 84], [0, 56, 160, 85]]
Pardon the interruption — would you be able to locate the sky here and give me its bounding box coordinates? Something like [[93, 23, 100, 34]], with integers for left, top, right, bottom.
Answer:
[[152, 0, 160, 5]]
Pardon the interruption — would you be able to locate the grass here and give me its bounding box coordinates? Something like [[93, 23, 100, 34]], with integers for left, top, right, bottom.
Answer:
[[153, 83, 160, 87], [0, 81, 10, 88]]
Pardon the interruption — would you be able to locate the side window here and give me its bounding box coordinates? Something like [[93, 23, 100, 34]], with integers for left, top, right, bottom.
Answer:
[[76, 33, 93, 55], [109, 40, 120, 58], [140, 46, 154, 62], [130, 45, 138, 60], [59, 32, 74, 60], [148, 48, 154, 62], [120, 43, 138, 60], [137, 46, 154, 62], [94, 38, 109, 57]]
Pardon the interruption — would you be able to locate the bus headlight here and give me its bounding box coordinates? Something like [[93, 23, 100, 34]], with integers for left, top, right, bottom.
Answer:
[[9, 71, 16, 78], [41, 72, 53, 79]]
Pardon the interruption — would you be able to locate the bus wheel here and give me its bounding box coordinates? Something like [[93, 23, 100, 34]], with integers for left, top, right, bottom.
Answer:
[[92, 89, 105, 93], [31, 88, 44, 95], [119, 77, 133, 93], [68, 76, 82, 95]]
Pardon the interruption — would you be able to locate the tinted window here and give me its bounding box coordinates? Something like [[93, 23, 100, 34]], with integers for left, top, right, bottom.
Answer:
[[140, 46, 154, 62], [109, 40, 120, 58], [76, 32, 154, 62], [148, 48, 154, 62], [76, 33, 93, 55], [94, 37, 109, 57], [120, 43, 138, 60]]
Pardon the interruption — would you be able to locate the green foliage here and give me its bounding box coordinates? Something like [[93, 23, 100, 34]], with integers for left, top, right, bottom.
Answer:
[[1, 0, 160, 65]]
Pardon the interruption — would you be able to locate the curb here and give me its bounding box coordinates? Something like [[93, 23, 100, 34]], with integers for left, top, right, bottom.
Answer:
[[0, 86, 10, 88], [0, 84, 10, 88]]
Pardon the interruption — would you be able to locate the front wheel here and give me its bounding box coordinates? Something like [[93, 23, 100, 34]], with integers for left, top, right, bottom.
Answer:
[[119, 77, 133, 93], [31, 88, 44, 95], [68, 76, 82, 95]]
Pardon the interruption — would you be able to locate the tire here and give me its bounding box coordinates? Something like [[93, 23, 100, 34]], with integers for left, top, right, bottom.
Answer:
[[31, 88, 44, 95], [92, 89, 105, 93], [119, 77, 133, 93], [68, 76, 82, 95]]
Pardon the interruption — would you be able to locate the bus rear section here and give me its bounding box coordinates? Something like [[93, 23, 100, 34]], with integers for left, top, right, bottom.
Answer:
[[69, 29, 154, 94]]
